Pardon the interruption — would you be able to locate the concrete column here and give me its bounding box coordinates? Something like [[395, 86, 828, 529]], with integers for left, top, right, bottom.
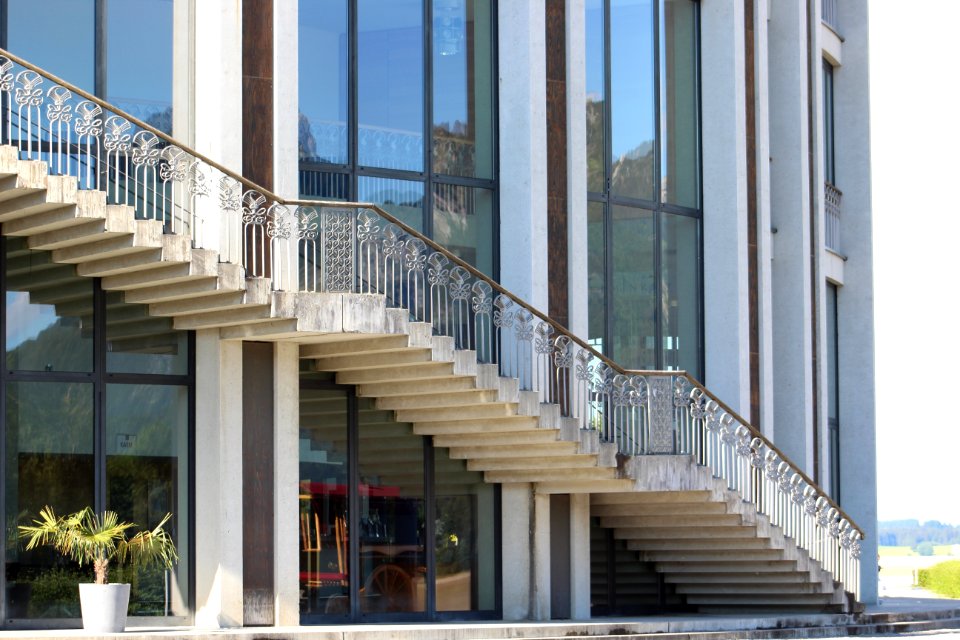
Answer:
[[566, 0, 588, 340], [273, 342, 300, 625], [173, 0, 243, 259], [568, 493, 590, 620], [532, 491, 551, 620], [700, 1, 751, 415], [498, 0, 549, 312], [767, 0, 815, 472], [194, 331, 244, 628], [753, 0, 777, 438], [834, 0, 877, 605], [273, 0, 298, 200], [501, 483, 532, 620]]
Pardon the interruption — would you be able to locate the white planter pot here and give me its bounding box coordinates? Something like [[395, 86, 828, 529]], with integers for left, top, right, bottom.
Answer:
[[78, 583, 130, 633]]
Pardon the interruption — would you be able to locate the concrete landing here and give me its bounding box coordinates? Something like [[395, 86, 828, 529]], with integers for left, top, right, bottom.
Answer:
[[0, 599, 957, 640]]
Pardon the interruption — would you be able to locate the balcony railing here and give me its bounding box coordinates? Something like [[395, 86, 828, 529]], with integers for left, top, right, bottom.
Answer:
[[825, 181, 842, 252], [0, 46, 864, 601], [822, 0, 840, 33]]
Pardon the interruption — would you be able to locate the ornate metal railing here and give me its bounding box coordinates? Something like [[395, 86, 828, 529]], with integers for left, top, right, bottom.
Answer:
[[825, 181, 842, 252], [0, 47, 862, 600]]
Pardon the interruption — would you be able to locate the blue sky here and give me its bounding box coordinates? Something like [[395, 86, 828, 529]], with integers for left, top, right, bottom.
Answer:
[[871, 0, 960, 524]]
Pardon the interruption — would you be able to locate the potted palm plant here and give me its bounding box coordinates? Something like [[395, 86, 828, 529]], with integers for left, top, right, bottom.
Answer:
[[18, 505, 178, 633]]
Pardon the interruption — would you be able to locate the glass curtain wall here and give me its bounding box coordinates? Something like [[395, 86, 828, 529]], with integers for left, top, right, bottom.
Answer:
[[1, 239, 192, 624], [586, 0, 701, 377], [3, 0, 174, 133], [298, 0, 497, 277], [298, 376, 497, 622]]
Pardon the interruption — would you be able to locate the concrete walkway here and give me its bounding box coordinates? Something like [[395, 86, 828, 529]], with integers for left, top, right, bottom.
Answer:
[[0, 598, 956, 640]]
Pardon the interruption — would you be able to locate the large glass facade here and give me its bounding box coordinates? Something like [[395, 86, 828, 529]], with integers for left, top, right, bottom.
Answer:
[[586, 0, 701, 377], [298, 376, 498, 622], [1, 239, 192, 623], [3, 0, 174, 134], [298, 0, 497, 277]]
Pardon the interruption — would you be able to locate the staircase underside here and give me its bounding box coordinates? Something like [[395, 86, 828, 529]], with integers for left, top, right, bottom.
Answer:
[[0, 145, 853, 613]]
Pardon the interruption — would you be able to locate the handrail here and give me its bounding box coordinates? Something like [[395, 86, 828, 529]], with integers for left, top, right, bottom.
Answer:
[[680, 373, 863, 536], [0, 46, 863, 594]]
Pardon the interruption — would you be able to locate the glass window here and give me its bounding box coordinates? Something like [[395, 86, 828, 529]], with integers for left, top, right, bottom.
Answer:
[[299, 0, 349, 165], [587, 201, 606, 353], [660, 0, 699, 208], [660, 213, 699, 372], [105, 292, 188, 375], [5, 381, 94, 619], [358, 176, 425, 233], [358, 397, 425, 615], [611, 205, 656, 369], [822, 59, 835, 185], [105, 0, 174, 133], [433, 447, 496, 612], [358, 0, 424, 172], [610, 0, 655, 202], [5, 239, 93, 373], [106, 384, 189, 616], [298, 0, 497, 278], [432, 0, 494, 180], [585, 0, 606, 194], [586, 0, 701, 377], [298, 387, 351, 617], [432, 184, 493, 274]]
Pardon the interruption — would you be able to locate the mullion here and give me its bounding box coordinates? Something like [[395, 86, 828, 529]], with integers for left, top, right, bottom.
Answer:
[[652, 0, 663, 370]]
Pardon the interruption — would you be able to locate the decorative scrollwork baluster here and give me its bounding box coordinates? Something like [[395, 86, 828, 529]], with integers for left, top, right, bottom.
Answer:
[[534, 322, 555, 403], [241, 190, 268, 277], [131, 131, 161, 221], [405, 238, 428, 321], [383, 225, 406, 308], [296, 206, 320, 292], [357, 210, 382, 294], [320, 207, 356, 293], [103, 115, 132, 206], [45, 85, 72, 176], [514, 310, 534, 390], [472, 281, 493, 362], [492, 294, 513, 374], [0, 57, 14, 146], [553, 335, 573, 414], [574, 349, 594, 430], [14, 70, 43, 158], [449, 266, 471, 350], [267, 203, 292, 290], [428, 253, 451, 335]]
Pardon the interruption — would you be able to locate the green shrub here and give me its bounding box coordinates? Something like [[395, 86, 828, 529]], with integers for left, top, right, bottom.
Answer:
[[918, 560, 960, 598]]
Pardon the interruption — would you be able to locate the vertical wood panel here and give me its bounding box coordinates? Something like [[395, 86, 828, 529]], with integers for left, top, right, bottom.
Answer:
[[243, 0, 274, 277], [546, 0, 569, 328], [242, 341, 275, 625]]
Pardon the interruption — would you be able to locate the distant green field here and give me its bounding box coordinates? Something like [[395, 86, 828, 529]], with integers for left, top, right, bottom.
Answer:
[[880, 545, 960, 557], [880, 546, 917, 557]]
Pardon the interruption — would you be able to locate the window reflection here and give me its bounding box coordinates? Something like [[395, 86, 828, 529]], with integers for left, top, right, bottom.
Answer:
[[432, 0, 494, 179], [358, 177, 424, 233], [432, 184, 493, 274], [299, 0, 349, 165], [106, 0, 174, 134], [5, 381, 94, 619], [5, 239, 93, 373], [358, 0, 424, 172], [660, 213, 698, 372], [610, 0, 655, 202], [299, 388, 351, 617], [7, 0, 95, 93], [660, 0, 699, 208], [106, 384, 189, 616], [611, 205, 656, 369]]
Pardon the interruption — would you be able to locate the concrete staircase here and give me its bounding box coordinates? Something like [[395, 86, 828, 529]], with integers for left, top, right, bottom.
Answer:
[[0, 143, 855, 613]]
